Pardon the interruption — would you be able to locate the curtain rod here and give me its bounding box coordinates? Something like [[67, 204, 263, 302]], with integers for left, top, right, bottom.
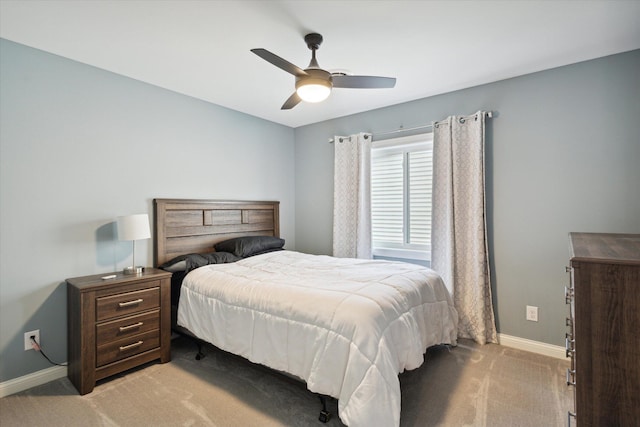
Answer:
[[329, 111, 494, 143]]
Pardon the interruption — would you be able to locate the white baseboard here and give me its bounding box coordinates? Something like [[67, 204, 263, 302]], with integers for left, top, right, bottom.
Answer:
[[0, 365, 68, 398], [498, 333, 566, 360]]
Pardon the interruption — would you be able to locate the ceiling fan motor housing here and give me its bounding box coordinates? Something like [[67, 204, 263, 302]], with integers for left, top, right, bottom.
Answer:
[[296, 68, 332, 89]]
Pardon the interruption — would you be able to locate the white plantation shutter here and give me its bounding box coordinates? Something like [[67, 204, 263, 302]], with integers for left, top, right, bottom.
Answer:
[[371, 152, 403, 244], [408, 149, 432, 245], [371, 134, 432, 260]]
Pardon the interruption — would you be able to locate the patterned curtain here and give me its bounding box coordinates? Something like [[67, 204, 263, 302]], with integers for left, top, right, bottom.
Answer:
[[333, 133, 372, 259], [431, 111, 497, 344]]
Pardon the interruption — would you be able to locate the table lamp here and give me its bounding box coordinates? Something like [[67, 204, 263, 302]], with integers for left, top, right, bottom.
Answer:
[[117, 213, 151, 274]]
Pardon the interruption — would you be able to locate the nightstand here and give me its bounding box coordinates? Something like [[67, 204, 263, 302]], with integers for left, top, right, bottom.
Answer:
[[66, 268, 172, 395]]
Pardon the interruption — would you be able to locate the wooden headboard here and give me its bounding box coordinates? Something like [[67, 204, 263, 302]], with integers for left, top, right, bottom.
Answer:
[[153, 199, 280, 266]]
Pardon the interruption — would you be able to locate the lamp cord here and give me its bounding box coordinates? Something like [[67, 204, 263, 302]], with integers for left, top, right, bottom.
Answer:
[[30, 336, 68, 366]]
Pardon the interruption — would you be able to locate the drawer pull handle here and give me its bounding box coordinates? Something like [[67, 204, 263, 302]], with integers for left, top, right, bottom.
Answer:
[[565, 317, 573, 328], [566, 368, 576, 386], [565, 336, 575, 358], [119, 340, 143, 351], [119, 322, 144, 332], [118, 298, 143, 308], [568, 411, 576, 426], [564, 286, 574, 304]]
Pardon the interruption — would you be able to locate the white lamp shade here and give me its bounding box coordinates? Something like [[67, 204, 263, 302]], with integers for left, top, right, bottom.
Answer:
[[117, 214, 151, 241]]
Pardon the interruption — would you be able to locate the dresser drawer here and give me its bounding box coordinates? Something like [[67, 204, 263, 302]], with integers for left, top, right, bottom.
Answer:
[[96, 285, 160, 321], [96, 329, 160, 367], [96, 310, 160, 345]]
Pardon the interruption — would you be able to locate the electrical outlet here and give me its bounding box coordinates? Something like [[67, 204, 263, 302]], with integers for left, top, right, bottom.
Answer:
[[526, 305, 538, 322], [24, 329, 40, 351]]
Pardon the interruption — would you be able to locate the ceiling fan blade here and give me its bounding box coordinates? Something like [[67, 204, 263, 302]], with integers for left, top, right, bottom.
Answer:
[[281, 92, 302, 110], [332, 75, 396, 89], [251, 48, 308, 77]]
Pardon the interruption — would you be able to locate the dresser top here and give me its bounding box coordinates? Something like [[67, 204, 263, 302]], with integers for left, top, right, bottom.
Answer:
[[570, 232, 640, 265]]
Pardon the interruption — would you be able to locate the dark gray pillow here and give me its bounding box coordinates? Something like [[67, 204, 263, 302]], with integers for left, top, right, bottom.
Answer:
[[159, 252, 240, 273], [159, 258, 187, 273], [214, 236, 285, 258]]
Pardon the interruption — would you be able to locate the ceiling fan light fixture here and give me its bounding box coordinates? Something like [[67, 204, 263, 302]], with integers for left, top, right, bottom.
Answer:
[[296, 79, 332, 103]]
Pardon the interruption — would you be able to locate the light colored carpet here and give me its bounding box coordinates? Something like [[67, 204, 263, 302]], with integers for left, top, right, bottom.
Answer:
[[1, 337, 572, 426]]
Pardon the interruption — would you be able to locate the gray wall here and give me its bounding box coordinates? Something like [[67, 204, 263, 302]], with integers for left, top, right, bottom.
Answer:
[[0, 39, 295, 382], [2, 37, 638, 384], [294, 49, 640, 347]]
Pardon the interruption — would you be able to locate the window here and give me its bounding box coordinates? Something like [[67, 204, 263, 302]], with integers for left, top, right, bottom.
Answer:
[[371, 133, 433, 261]]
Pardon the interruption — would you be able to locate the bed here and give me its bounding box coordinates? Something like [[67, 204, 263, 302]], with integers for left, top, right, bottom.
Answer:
[[153, 198, 458, 427]]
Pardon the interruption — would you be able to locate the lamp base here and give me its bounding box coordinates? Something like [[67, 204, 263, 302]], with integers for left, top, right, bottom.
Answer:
[[123, 266, 145, 275]]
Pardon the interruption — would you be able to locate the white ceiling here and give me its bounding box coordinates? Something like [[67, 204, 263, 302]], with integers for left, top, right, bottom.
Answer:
[[1, 0, 639, 128]]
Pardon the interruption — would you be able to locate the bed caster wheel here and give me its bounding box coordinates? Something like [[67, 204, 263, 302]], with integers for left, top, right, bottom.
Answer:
[[318, 409, 331, 423]]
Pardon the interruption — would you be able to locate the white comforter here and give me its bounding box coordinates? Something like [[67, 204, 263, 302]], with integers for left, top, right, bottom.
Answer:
[[177, 251, 458, 427]]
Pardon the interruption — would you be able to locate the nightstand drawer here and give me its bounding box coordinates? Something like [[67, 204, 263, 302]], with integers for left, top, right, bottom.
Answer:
[[96, 310, 160, 345], [96, 285, 160, 321], [96, 329, 159, 367]]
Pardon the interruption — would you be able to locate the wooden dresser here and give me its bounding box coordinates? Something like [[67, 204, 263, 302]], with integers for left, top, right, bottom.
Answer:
[[67, 268, 172, 395], [565, 233, 640, 426]]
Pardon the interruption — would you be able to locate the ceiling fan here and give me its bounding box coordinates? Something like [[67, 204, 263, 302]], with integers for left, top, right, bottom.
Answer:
[[251, 33, 396, 110]]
